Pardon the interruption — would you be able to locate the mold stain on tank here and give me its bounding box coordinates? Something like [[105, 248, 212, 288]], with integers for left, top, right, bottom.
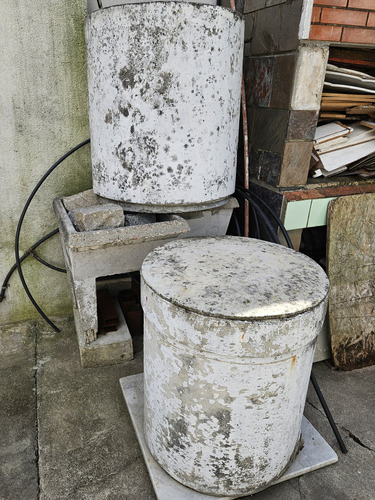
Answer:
[[115, 143, 133, 172], [165, 417, 188, 452], [92, 161, 110, 186], [119, 66, 136, 90], [118, 104, 130, 117], [104, 110, 112, 124]]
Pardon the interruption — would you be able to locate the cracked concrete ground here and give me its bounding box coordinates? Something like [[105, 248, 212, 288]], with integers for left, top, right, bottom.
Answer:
[[1, 316, 374, 499]]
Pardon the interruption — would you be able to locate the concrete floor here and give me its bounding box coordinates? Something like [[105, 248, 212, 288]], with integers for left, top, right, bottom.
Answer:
[[1, 316, 374, 500]]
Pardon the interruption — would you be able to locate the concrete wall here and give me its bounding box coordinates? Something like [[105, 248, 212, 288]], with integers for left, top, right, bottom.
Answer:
[[0, 1, 92, 325]]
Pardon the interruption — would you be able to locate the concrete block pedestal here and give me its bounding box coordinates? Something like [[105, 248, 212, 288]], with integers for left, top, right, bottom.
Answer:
[[53, 191, 238, 368]]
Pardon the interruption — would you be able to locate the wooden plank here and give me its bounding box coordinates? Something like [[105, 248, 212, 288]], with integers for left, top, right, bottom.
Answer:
[[320, 102, 368, 111], [327, 193, 375, 370], [322, 93, 375, 100], [319, 113, 347, 119], [346, 105, 375, 115]]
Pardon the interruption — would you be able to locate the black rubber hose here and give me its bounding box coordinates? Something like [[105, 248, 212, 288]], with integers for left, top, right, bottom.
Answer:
[[310, 372, 348, 454], [30, 252, 66, 273], [235, 188, 281, 244], [249, 198, 260, 240], [15, 138, 90, 333], [237, 185, 293, 249], [1, 228, 61, 302], [231, 210, 242, 237]]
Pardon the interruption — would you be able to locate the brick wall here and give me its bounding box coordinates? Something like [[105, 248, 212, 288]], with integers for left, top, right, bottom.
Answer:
[[310, 0, 375, 44]]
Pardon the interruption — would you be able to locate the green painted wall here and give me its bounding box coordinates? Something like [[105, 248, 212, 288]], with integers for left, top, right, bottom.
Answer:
[[0, 1, 92, 325]]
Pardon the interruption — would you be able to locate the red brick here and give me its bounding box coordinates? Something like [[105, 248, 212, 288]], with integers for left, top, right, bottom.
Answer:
[[348, 0, 374, 9], [309, 24, 343, 41], [321, 8, 368, 25], [314, 0, 347, 6], [342, 27, 375, 43], [368, 12, 375, 28], [312, 6, 321, 23]]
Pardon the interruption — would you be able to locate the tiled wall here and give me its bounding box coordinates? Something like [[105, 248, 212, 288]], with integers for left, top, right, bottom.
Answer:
[[242, 0, 329, 187], [244, 46, 328, 187], [242, 0, 375, 188], [310, 0, 375, 43]]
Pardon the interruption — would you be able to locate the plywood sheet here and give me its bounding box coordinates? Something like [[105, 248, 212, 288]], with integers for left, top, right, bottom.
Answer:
[[327, 193, 375, 369]]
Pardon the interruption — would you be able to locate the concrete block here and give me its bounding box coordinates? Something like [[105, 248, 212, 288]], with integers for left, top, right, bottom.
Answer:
[[291, 43, 329, 111], [125, 213, 157, 226], [69, 203, 124, 232], [75, 296, 133, 369], [62, 189, 100, 211]]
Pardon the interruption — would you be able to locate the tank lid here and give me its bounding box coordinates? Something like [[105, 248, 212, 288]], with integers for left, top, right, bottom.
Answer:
[[141, 237, 329, 320]]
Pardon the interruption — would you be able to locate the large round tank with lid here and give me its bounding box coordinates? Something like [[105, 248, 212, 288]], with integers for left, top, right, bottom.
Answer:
[[85, 3, 244, 212], [141, 237, 329, 496]]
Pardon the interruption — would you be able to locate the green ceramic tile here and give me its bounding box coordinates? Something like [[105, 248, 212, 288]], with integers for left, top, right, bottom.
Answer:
[[284, 200, 311, 230], [307, 197, 336, 228]]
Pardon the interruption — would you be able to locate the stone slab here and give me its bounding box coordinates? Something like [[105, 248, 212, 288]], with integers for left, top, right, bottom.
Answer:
[[120, 373, 338, 500], [69, 203, 124, 231], [62, 189, 101, 211], [327, 193, 375, 369]]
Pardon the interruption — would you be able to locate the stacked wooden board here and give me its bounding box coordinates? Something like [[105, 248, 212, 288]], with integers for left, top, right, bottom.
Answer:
[[321, 93, 375, 121], [312, 64, 375, 178], [311, 122, 375, 178]]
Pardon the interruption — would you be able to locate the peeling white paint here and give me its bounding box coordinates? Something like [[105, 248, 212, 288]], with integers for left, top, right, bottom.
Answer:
[[141, 237, 329, 496]]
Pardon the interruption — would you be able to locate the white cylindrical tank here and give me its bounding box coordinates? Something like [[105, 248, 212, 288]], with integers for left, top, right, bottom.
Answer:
[[141, 237, 329, 496], [85, 3, 244, 212]]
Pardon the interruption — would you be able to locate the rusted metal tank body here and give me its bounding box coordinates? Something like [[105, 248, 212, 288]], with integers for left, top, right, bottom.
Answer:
[[85, 3, 244, 212], [141, 237, 329, 496]]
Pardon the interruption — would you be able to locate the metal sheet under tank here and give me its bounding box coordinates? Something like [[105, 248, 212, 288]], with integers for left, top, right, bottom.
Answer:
[[85, 3, 244, 211]]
